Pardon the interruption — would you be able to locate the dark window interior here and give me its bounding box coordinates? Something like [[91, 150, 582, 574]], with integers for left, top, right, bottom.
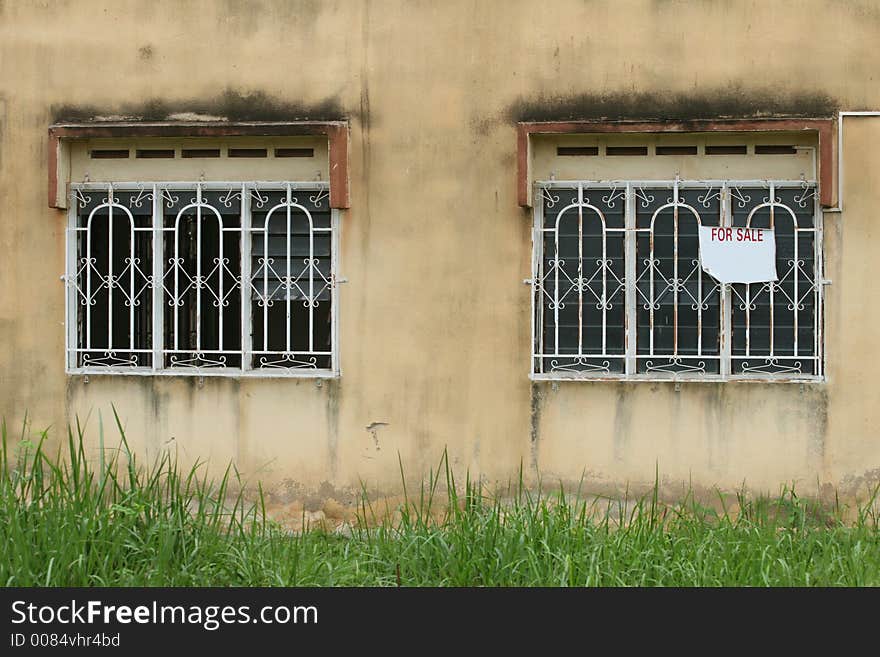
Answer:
[[136, 149, 175, 158], [557, 146, 599, 156], [755, 145, 797, 155], [181, 149, 221, 158], [274, 148, 314, 158], [606, 146, 648, 156], [90, 149, 129, 159], [656, 146, 698, 155], [228, 148, 268, 158], [705, 145, 747, 155]]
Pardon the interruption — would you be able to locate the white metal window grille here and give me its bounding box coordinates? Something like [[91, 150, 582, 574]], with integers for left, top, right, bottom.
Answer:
[[66, 182, 339, 377], [531, 179, 823, 381]]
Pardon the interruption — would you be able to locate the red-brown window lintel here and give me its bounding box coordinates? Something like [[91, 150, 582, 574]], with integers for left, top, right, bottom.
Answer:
[[516, 118, 835, 208], [48, 121, 350, 209]]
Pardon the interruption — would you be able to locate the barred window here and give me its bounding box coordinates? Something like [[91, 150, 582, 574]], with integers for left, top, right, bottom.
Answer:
[[65, 182, 338, 376], [531, 179, 823, 380]]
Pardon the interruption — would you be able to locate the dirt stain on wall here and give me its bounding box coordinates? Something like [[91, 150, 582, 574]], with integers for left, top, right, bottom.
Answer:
[[326, 379, 340, 480], [51, 89, 349, 124], [611, 385, 632, 463], [506, 87, 838, 123]]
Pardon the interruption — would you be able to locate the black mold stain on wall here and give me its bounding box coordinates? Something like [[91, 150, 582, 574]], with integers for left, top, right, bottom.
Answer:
[[507, 87, 838, 123], [611, 385, 633, 463], [529, 382, 543, 472], [51, 89, 349, 123]]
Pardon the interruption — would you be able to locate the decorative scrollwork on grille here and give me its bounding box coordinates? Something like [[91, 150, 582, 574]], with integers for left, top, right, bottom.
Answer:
[[729, 187, 752, 208], [697, 187, 722, 208], [540, 187, 560, 209], [645, 358, 707, 374], [73, 188, 92, 208], [82, 351, 139, 367], [251, 188, 270, 209], [160, 188, 179, 208], [218, 188, 242, 208], [794, 180, 818, 208], [549, 358, 611, 375], [739, 359, 802, 375], [309, 188, 329, 207], [258, 354, 319, 369], [129, 184, 152, 208], [634, 187, 655, 208], [602, 186, 625, 208], [169, 353, 228, 369]]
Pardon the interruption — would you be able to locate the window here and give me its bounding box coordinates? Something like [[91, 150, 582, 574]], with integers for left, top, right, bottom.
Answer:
[[66, 182, 338, 376], [531, 178, 824, 381]]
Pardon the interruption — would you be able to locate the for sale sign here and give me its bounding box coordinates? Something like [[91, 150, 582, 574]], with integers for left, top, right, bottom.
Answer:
[[698, 226, 778, 284]]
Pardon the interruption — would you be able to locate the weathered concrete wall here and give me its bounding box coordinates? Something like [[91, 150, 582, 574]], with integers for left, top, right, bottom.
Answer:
[[824, 117, 880, 493], [1, 0, 879, 500]]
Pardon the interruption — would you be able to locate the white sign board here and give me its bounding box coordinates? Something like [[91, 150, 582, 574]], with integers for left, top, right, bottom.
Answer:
[[698, 226, 777, 284]]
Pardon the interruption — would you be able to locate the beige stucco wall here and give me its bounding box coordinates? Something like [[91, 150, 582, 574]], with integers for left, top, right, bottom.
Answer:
[[1, 0, 879, 501]]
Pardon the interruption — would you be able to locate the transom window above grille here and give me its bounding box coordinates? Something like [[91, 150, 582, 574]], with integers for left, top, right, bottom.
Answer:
[[65, 182, 338, 376], [531, 179, 824, 381]]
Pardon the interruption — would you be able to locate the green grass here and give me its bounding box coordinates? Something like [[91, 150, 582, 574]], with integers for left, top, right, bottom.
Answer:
[[1, 411, 879, 586]]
